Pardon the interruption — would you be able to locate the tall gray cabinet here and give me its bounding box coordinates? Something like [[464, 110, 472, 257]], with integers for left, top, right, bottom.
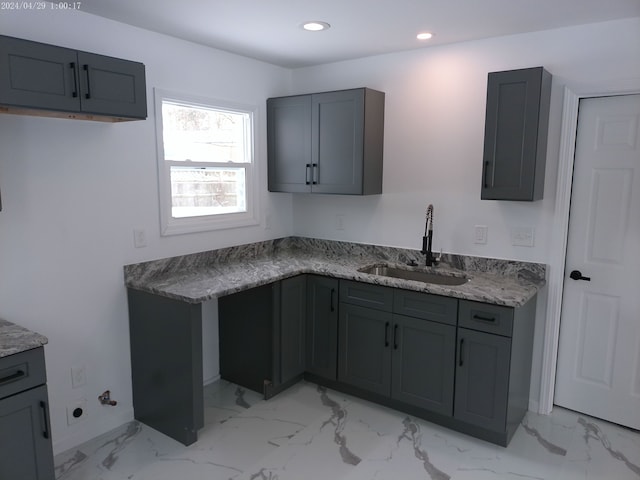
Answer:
[[481, 67, 551, 201], [267, 88, 384, 195]]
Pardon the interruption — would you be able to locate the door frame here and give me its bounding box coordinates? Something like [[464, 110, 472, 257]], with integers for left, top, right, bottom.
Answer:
[[538, 86, 640, 414]]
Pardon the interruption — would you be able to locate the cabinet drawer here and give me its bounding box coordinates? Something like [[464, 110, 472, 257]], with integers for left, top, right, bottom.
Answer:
[[394, 291, 457, 326], [0, 348, 46, 400], [458, 300, 513, 337], [340, 280, 393, 312]]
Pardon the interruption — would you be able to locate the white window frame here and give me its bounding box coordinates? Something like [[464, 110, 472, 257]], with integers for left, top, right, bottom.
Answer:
[[154, 88, 259, 236]]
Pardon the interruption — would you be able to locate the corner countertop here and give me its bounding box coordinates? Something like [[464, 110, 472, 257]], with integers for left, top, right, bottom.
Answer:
[[0, 318, 48, 358], [124, 237, 546, 308]]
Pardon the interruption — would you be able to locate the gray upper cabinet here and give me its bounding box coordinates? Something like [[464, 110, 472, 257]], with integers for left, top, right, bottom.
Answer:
[[0, 35, 147, 121], [267, 95, 312, 193], [267, 87, 385, 195], [481, 67, 551, 201]]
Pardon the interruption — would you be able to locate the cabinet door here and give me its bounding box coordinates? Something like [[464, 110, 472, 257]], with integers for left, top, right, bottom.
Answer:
[[306, 276, 339, 380], [311, 89, 365, 194], [0, 35, 79, 112], [454, 327, 511, 432], [0, 385, 54, 480], [279, 276, 307, 384], [77, 51, 147, 119], [391, 314, 455, 416], [267, 95, 312, 192], [481, 67, 551, 201], [338, 303, 391, 396]]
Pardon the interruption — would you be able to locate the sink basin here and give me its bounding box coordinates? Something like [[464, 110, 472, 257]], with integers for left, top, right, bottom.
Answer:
[[358, 264, 469, 286]]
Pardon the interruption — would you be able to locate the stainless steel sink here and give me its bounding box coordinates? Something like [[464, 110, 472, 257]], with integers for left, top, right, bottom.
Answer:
[[358, 264, 469, 286]]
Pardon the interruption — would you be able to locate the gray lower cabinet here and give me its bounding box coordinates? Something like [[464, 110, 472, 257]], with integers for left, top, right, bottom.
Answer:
[[454, 327, 511, 432], [0, 34, 147, 120], [481, 66, 551, 201], [338, 303, 392, 396], [218, 276, 306, 398], [128, 276, 307, 446], [127, 275, 536, 447], [338, 281, 457, 415], [305, 275, 339, 380], [0, 348, 54, 480], [391, 314, 455, 415], [454, 298, 537, 444], [278, 276, 307, 384], [128, 289, 204, 446], [267, 87, 384, 195]]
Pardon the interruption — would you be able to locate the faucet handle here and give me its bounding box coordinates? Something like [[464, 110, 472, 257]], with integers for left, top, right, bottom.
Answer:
[[430, 249, 442, 266]]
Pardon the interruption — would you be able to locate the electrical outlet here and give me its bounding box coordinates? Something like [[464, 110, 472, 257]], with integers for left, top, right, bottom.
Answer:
[[133, 228, 147, 248], [474, 225, 488, 244], [335, 214, 345, 231], [66, 399, 87, 425], [71, 365, 86, 389], [511, 226, 535, 247]]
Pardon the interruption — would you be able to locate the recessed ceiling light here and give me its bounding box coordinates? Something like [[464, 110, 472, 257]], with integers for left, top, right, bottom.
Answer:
[[417, 32, 434, 40], [302, 21, 331, 32]]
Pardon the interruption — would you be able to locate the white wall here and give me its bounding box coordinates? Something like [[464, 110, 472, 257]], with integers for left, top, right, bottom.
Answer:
[[0, 10, 293, 453], [289, 18, 640, 409]]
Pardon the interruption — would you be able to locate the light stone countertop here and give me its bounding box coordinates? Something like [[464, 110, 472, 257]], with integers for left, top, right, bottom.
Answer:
[[0, 318, 48, 358], [124, 237, 546, 308]]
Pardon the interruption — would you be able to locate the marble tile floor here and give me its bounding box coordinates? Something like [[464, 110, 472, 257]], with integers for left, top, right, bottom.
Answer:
[[54, 380, 640, 480]]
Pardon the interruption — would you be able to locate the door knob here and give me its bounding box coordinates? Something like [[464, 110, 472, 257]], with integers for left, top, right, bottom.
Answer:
[[570, 270, 591, 281]]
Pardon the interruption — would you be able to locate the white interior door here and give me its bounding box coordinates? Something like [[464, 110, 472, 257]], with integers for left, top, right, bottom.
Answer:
[[554, 94, 640, 429]]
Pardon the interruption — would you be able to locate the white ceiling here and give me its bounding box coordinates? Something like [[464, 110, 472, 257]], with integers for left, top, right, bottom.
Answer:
[[78, 0, 640, 68]]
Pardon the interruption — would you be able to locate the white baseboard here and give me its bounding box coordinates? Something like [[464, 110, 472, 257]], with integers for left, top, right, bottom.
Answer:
[[203, 374, 221, 386], [529, 398, 541, 414]]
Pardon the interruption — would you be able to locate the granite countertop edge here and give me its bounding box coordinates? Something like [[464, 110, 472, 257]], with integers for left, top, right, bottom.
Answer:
[[0, 318, 48, 359], [124, 237, 546, 308]]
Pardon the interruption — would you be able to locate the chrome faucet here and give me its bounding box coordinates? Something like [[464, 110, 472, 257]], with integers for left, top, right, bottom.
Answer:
[[421, 204, 437, 266]]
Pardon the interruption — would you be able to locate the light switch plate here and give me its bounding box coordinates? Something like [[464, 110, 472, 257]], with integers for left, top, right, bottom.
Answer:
[[474, 225, 488, 244], [133, 228, 147, 248], [71, 365, 86, 389]]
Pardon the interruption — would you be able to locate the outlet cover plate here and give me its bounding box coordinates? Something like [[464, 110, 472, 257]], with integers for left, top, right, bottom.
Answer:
[[511, 226, 535, 247], [66, 399, 87, 425]]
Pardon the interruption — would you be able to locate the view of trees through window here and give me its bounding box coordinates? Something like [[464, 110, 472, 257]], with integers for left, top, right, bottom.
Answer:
[[162, 101, 251, 218]]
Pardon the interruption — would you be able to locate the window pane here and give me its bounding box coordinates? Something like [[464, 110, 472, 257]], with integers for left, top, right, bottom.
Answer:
[[170, 166, 246, 218], [162, 102, 251, 163]]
